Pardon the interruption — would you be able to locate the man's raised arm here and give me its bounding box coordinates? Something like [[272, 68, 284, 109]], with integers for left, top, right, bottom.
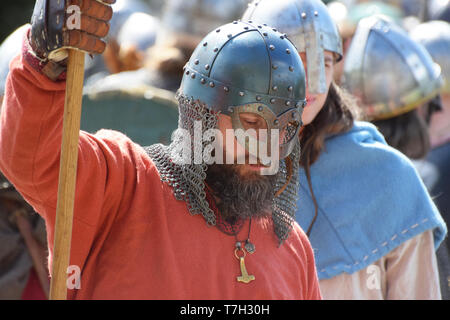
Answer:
[[0, 0, 115, 218]]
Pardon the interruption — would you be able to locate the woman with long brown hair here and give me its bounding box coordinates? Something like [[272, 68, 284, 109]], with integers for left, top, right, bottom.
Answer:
[[244, 0, 446, 299]]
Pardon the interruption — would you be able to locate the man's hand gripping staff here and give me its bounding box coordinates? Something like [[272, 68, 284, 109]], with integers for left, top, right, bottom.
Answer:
[[29, 0, 115, 80], [28, 0, 115, 300]]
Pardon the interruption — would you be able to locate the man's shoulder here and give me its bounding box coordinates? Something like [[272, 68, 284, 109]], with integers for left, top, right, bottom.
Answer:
[[287, 222, 314, 255], [82, 129, 161, 178]]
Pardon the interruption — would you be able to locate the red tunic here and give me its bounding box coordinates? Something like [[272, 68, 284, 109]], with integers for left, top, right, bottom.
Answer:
[[0, 52, 321, 300]]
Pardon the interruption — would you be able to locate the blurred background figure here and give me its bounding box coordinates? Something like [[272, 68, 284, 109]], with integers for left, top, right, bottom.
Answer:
[[410, 20, 450, 299], [84, 11, 164, 91], [343, 15, 447, 298], [343, 15, 442, 159], [87, 0, 249, 94], [326, 0, 450, 82], [84, 0, 154, 87]]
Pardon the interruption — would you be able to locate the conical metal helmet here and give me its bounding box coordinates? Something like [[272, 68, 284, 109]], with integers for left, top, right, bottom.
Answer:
[[179, 20, 306, 159], [410, 20, 450, 94], [242, 0, 343, 94], [343, 16, 443, 121]]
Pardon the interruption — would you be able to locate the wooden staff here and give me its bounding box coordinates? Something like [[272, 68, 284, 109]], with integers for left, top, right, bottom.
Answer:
[[49, 49, 85, 300]]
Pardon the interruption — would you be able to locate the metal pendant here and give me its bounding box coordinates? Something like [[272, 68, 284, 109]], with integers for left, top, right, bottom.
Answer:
[[235, 248, 255, 284], [244, 240, 256, 254]]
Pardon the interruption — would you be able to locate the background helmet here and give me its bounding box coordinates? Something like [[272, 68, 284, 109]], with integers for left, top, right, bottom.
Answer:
[[109, 0, 152, 40], [410, 20, 450, 94], [243, 0, 343, 94], [116, 12, 159, 53], [343, 16, 443, 121], [179, 21, 306, 160], [160, 0, 249, 41]]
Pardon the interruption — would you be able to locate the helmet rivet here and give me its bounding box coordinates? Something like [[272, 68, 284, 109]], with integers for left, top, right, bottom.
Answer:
[[269, 45, 275, 51], [233, 21, 238, 24], [314, 11, 318, 16], [272, 86, 278, 91], [186, 70, 190, 75], [288, 86, 293, 91], [272, 64, 278, 70], [239, 91, 245, 96], [203, 42, 208, 46], [289, 66, 294, 72], [224, 86, 229, 92], [248, 20, 253, 23], [209, 82, 215, 88], [191, 73, 196, 79], [216, 29, 220, 33], [301, 12, 307, 19], [205, 64, 210, 70], [258, 105, 264, 112], [263, 32, 268, 36], [214, 47, 218, 52], [256, 95, 262, 101], [272, 28, 277, 32], [228, 34, 233, 38], [280, 35, 284, 39], [286, 49, 291, 54], [263, 23, 267, 26], [201, 78, 206, 84], [244, 26, 249, 30], [270, 98, 276, 104], [194, 59, 199, 65], [258, 25, 262, 28], [285, 101, 291, 106]]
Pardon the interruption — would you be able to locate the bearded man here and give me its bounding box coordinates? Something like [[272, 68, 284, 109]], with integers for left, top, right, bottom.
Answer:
[[0, 0, 321, 299]]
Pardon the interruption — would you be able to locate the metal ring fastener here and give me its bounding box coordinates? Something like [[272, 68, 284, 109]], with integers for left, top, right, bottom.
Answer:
[[235, 247, 246, 259]]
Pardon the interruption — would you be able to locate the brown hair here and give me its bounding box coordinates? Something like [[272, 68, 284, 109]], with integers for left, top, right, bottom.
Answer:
[[299, 82, 359, 235], [372, 109, 430, 160]]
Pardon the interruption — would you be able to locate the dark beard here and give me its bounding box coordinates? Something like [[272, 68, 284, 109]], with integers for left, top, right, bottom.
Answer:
[[205, 164, 278, 222]]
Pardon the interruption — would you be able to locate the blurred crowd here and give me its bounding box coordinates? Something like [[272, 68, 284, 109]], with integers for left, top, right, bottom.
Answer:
[[0, 0, 449, 300]]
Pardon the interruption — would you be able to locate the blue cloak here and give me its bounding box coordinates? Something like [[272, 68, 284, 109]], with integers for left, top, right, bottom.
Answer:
[[296, 121, 447, 280]]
